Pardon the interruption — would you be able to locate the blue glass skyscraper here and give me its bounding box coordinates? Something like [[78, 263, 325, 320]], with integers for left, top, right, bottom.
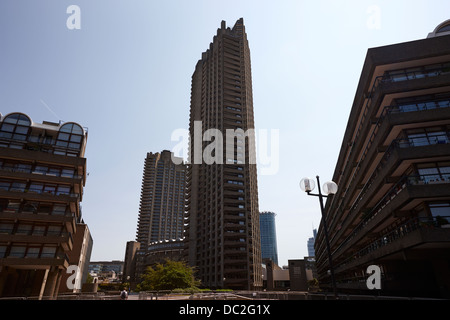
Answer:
[[259, 211, 278, 266], [307, 228, 317, 257]]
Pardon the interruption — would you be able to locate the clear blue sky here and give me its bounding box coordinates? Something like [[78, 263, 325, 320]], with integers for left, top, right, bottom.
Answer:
[[1, 0, 448, 266]]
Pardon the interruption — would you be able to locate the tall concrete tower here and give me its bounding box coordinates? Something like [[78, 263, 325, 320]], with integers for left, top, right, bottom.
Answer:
[[185, 18, 262, 290]]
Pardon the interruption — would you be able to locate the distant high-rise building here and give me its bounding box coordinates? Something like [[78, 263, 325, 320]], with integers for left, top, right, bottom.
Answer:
[[184, 18, 262, 290], [260, 211, 278, 265], [134, 150, 186, 277], [315, 21, 450, 298], [307, 228, 317, 257], [136, 150, 186, 250], [0, 112, 89, 299]]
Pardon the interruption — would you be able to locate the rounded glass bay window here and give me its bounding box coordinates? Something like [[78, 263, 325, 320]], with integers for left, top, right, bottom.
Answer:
[[0, 113, 32, 144], [54, 122, 85, 156]]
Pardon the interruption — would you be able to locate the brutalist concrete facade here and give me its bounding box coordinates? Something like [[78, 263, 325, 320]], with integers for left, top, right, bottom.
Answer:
[[0, 113, 88, 298], [315, 22, 450, 298], [185, 18, 262, 290]]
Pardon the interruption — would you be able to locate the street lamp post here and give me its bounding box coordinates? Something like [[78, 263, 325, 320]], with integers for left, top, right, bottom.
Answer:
[[300, 175, 338, 299]]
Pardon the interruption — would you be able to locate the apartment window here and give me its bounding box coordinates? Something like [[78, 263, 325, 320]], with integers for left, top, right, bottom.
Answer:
[[29, 183, 44, 194], [52, 204, 67, 215], [16, 224, 32, 235], [417, 162, 450, 182], [428, 202, 450, 218], [227, 180, 243, 185], [0, 245, 7, 258], [23, 202, 38, 213], [404, 127, 449, 147], [33, 225, 46, 236], [0, 180, 13, 192], [47, 225, 62, 236], [9, 246, 26, 258], [41, 246, 57, 258], [16, 163, 32, 173], [0, 113, 31, 142], [0, 222, 14, 234], [54, 123, 84, 156], [47, 168, 60, 176], [383, 62, 450, 83], [26, 247, 40, 258], [56, 185, 71, 195], [7, 201, 21, 212], [10, 181, 26, 192], [395, 98, 450, 113], [33, 166, 48, 175], [43, 184, 56, 195], [61, 168, 75, 178]]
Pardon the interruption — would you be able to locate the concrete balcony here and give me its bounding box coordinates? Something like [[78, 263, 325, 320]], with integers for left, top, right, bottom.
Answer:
[[0, 231, 73, 252], [0, 254, 69, 269]]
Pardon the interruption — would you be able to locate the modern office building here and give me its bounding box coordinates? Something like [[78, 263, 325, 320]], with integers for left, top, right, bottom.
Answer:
[[315, 21, 450, 298], [133, 150, 186, 278], [0, 112, 88, 298], [307, 229, 317, 257], [185, 18, 262, 290], [260, 211, 278, 266]]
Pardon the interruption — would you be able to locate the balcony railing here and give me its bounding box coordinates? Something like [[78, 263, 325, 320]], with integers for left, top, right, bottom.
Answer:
[[378, 62, 450, 84], [329, 106, 450, 250], [387, 99, 450, 114], [1, 251, 69, 260], [334, 62, 450, 209], [323, 134, 450, 262], [0, 167, 82, 180], [327, 173, 450, 270], [336, 215, 450, 270], [0, 229, 72, 238], [1, 208, 75, 218], [0, 184, 80, 200]]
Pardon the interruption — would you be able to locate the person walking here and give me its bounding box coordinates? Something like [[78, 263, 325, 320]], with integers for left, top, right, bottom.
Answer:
[[120, 288, 128, 300]]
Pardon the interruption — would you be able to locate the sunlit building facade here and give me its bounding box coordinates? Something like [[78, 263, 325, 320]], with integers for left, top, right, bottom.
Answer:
[[0, 112, 88, 298], [185, 18, 262, 290], [316, 21, 450, 298]]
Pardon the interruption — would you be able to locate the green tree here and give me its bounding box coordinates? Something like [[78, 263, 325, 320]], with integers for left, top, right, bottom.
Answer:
[[137, 259, 200, 291], [85, 273, 94, 284]]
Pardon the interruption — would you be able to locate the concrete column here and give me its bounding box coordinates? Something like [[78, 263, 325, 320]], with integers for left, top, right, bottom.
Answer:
[[266, 260, 274, 291], [38, 268, 50, 300], [53, 269, 63, 298], [43, 267, 61, 300]]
